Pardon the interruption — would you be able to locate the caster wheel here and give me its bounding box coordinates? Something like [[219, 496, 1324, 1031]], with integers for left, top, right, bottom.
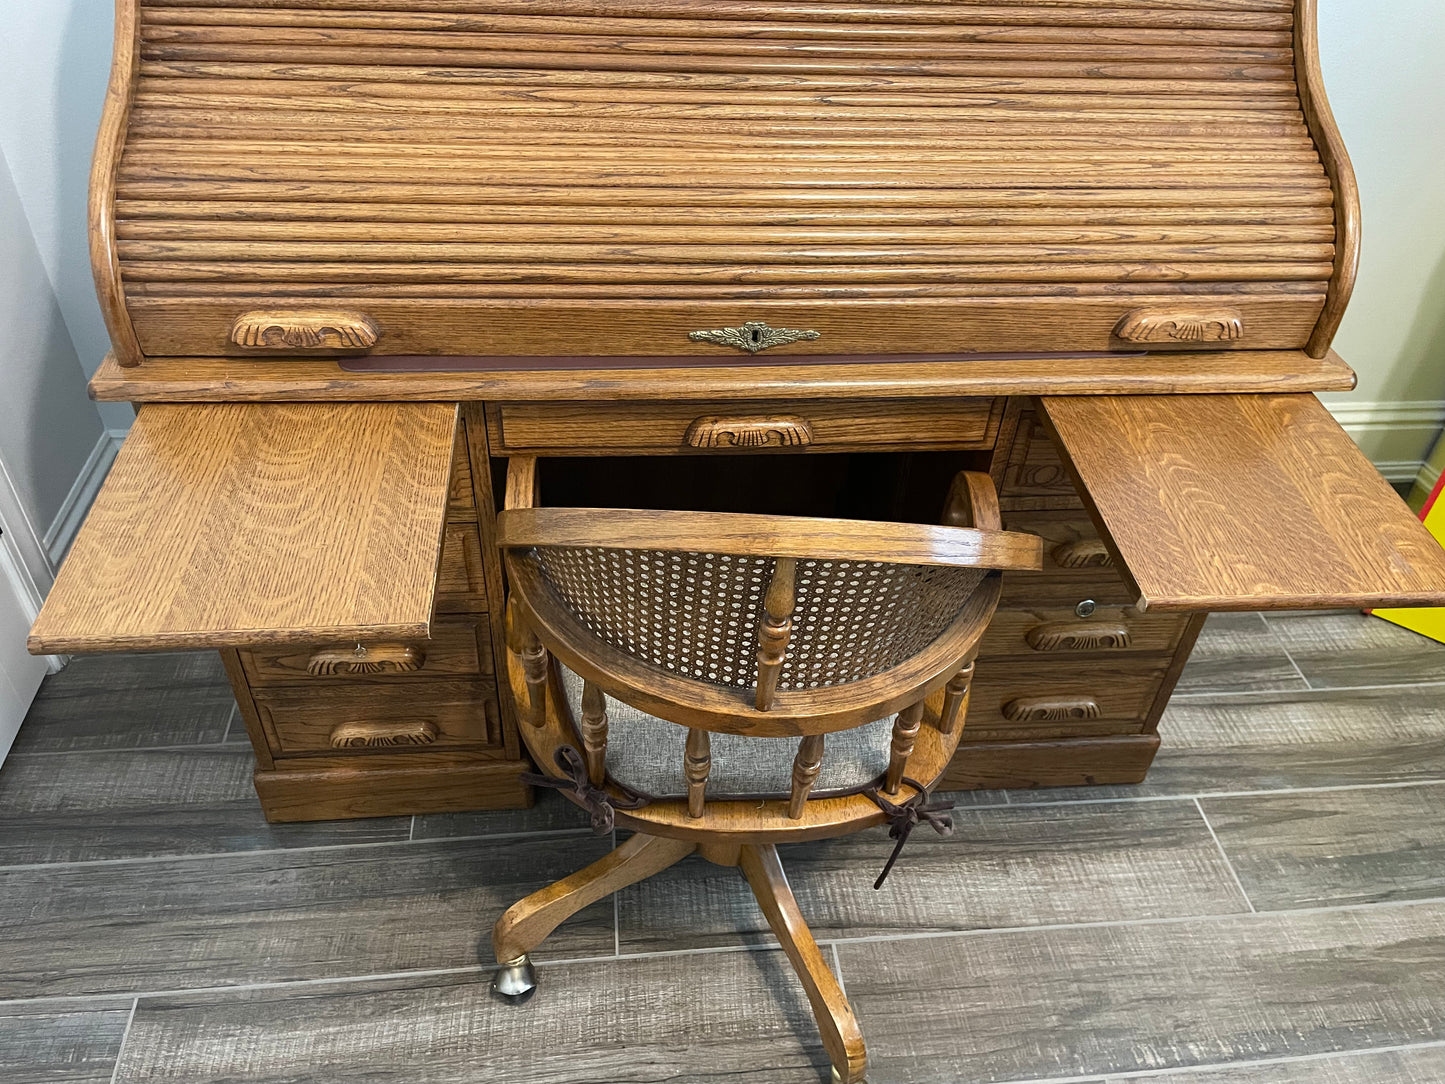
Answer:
[[492, 954, 538, 1003]]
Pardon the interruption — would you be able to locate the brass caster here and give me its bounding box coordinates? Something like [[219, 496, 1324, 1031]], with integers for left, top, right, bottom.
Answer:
[[491, 954, 538, 1003]]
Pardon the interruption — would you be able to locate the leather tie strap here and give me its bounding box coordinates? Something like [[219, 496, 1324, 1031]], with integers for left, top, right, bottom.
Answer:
[[520, 745, 646, 835], [864, 781, 955, 889]]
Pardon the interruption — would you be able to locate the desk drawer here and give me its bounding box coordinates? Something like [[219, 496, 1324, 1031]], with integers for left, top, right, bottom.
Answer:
[[962, 657, 1167, 741], [979, 606, 1189, 660], [1000, 409, 1081, 505], [998, 509, 1135, 606], [254, 680, 500, 756], [239, 617, 492, 686], [488, 397, 1003, 455]]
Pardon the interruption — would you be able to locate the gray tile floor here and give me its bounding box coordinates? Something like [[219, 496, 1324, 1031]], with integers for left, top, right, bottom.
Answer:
[[2, 611, 1444, 1083]]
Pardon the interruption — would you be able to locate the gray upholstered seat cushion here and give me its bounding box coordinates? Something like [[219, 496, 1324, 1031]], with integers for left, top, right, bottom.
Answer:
[[558, 665, 895, 800]]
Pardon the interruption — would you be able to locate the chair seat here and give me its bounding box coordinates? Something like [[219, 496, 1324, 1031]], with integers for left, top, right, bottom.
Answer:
[[558, 666, 895, 801]]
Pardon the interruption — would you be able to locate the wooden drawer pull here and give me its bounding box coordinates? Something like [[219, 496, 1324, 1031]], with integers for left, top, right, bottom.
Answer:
[[684, 415, 814, 449], [1114, 307, 1243, 344], [1002, 696, 1102, 723], [1025, 623, 1132, 652], [307, 643, 426, 676], [329, 720, 438, 748], [1052, 539, 1114, 569], [231, 310, 378, 351]]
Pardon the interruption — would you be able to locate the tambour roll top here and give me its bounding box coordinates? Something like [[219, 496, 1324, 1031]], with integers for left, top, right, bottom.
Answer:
[[96, 0, 1355, 364]]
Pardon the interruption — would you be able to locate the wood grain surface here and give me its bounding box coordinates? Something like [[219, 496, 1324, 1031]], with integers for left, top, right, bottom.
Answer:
[[616, 799, 1247, 953], [0, 746, 409, 865], [1041, 393, 1445, 611], [1201, 783, 1445, 910], [111, 955, 833, 1084], [86, 348, 1359, 402], [0, 1002, 133, 1084], [0, 833, 614, 998], [1113, 1046, 1445, 1083], [839, 902, 1445, 1081], [29, 402, 458, 654], [93, 0, 1355, 360]]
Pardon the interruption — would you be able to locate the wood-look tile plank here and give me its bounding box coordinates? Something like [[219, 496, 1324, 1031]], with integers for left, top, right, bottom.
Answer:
[[112, 955, 828, 1083], [1263, 611, 1445, 689], [29, 402, 459, 653], [0, 747, 410, 865], [0, 835, 613, 999], [0, 1001, 132, 1084], [1111, 1044, 1445, 1083], [838, 902, 1445, 1082], [412, 790, 591, 840], [13, 653, 232, 753], [1174, 612, 1308, 695], [618, 801, 1247, 953], [1202, 784, 1445, 910], [1012, 684, 1445, 803]]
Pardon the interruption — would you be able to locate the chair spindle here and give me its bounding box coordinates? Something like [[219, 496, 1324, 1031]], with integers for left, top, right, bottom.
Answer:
[[755, 557, 797, 711], [684, 728, 711, 818], [519, 624, 549, 728], [580, 680, 609, 786], [885, 701, 925, 794], [938, 661, 976, 736], [788, 733, 825, 819]]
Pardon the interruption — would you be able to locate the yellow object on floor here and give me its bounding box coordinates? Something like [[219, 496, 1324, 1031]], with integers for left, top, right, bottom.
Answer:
[[1372, 467, 1445, 644]]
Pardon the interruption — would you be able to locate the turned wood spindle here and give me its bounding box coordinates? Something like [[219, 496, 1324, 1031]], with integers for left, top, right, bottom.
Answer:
[[756, 557, 797, 711], [938, 661, 975, 736], [788, 733, 825, 819], [580, 680, 609, 786], [885, 701, 925, 795], [519, 623, 549, 729], [684, 727, 711, 818]]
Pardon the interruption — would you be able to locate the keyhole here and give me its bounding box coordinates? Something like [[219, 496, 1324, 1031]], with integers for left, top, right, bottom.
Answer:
[[750, 327, 762, 344]]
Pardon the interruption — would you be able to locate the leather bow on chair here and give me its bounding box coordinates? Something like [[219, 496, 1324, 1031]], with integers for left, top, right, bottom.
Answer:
[[520, 745, 646, 835], [865, 783, 956, 889]]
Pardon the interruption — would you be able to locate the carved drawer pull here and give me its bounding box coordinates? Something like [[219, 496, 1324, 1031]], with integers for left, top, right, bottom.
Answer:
[[1052, 539, 1114, 569], [1002, 697, 1102, 723], [230, 310, 379, 351], [684, 415, 814, 449], [329, 720, 439, 748], [1026, 623, 1132, 652], [307, 643, 427, 676], [1114, 307, 1243, 344]]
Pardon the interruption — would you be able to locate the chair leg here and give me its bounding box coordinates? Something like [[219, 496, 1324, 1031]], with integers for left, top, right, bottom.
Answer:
[[491, 832, 696, 1001], [739, 844, 867, 1084]]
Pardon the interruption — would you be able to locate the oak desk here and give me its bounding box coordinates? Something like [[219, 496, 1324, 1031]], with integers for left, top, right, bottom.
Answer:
[[29, 0, 1445, 819]]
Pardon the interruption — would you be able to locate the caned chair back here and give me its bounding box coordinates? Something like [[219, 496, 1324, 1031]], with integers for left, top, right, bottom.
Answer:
[[499, 457, 1042, 821]]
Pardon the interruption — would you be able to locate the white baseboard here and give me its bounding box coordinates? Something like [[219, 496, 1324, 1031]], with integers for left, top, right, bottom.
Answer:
[[43, 428, 125, 567], [1324, 398, 1445, 486]]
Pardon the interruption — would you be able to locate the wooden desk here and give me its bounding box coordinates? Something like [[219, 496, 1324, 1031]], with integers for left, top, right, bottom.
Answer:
[[27, 0, 1445, 819]]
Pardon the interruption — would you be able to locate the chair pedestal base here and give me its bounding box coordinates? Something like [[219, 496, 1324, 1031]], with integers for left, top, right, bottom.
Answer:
[[491, 832, 868, 1084]]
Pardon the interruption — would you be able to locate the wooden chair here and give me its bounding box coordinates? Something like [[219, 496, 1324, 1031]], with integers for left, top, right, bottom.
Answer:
[[491, 457, 1042, 1083]]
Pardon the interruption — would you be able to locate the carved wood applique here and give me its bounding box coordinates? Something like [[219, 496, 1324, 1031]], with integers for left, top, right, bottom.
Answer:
[[686, 415, 814, 449], [1025, 623, 1132, 652], [307, 643, 426, 676], [1002, 697, 1102, 723], [1051, 539, 1114, 569], [230, 310, 379, 351], [329, 720, 439, 748], [1114, 308, 1244, 344]]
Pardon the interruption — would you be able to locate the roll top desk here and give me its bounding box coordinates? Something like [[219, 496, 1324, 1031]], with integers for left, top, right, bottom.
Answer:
[[29, 0, 1445, 820]]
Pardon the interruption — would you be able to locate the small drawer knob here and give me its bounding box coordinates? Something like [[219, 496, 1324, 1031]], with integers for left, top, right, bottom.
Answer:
[[1074, 599, 1097, 618]]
